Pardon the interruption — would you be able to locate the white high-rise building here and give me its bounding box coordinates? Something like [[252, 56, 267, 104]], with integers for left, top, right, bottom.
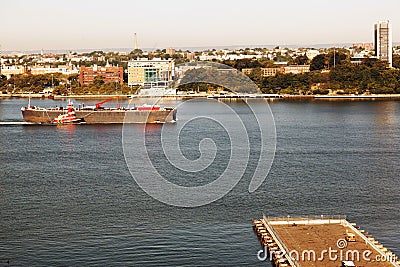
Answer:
[[128, 58, 174, 88], [127, 58, 176, 95], [374, 20, 392, 67]]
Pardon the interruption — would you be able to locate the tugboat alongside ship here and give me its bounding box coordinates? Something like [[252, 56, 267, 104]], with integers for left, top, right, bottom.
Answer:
[[21, 97, 177, 124], [52, 101, 84, 124]]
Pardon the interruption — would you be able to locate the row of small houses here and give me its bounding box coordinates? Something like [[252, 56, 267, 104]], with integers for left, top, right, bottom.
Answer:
[[0, 64, 123, 86]]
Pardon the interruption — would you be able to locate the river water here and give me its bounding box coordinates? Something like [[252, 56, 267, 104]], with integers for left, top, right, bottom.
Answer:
[[0, 97, 399, 266]]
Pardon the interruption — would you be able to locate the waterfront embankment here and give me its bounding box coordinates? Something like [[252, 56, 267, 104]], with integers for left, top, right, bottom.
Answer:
[[3, 93, 400, 100]]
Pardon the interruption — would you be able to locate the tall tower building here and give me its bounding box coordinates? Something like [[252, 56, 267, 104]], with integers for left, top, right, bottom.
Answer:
[[0, 44, 2, 76], [374, 20, 392, 67]]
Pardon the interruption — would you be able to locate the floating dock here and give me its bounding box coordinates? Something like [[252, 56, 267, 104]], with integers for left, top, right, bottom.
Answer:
[[253, 215, 399, 267]]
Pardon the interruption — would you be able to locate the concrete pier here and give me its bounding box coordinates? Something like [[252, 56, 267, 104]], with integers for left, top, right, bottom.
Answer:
[[253, 215, 399, 267]]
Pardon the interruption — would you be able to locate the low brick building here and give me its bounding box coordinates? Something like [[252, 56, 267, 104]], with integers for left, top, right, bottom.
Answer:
[[79, 65, 123, 85], [242, 65, 310, 77]]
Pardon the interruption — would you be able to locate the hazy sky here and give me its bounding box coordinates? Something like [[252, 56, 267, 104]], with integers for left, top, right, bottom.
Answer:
[[1, 0, 400, 51]]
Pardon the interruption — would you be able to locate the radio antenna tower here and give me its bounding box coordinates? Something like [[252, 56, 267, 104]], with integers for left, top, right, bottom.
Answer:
[[134, 33, 138, 50]]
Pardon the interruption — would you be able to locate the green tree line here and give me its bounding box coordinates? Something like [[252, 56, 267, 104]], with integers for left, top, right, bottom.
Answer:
[[224, 53, 400, 95]]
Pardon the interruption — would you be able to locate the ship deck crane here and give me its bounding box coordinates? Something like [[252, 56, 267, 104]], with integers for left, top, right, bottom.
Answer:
[[95, 97, 117, 109]]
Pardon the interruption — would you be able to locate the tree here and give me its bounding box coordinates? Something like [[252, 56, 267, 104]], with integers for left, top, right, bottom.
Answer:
[[310, 54, 326, 71], [88, 50, 105, 56], [248, 68, 262, 87], [258, 58, 275, 68], [53, 84, 68, 95], [0, 75, 7, 91], [327, 51, 347, 68], [93, 75, 104, 86], [67, 74, 79, 82], [291, 54, 309, 65], [129, 49, 143, 59], [233, 58, 261, 70], [362, 58, 388, 69], [273, 52, 292, 62], [392, 55, 400, 69]]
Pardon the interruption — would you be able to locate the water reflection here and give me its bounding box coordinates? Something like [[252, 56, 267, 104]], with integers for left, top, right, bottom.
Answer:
[[373, 101, 399, 127]]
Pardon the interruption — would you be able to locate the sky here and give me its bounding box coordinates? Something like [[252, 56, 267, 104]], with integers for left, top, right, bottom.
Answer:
[[1, 0, 400, 51]]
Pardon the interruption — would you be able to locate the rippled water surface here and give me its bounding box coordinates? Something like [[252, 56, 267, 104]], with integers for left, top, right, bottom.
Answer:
[[0, 97, 399, 266]]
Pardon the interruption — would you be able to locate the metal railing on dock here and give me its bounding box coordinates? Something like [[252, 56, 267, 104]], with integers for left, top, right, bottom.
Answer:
[[265, 215, 347, 226], [345, 221, 400, 267], [262, 214, 302, 267]]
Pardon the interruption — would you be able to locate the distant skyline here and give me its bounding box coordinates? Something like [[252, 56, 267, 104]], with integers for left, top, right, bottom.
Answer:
[[1, 0, 400, 52]]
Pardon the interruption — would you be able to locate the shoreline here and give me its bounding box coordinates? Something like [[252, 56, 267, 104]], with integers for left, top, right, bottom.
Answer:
[[314, 94, 400, 99], [2, 93, 400, 100]]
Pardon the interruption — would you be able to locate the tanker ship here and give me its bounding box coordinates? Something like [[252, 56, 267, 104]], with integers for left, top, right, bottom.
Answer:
[[21, 98, 177, 124]]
